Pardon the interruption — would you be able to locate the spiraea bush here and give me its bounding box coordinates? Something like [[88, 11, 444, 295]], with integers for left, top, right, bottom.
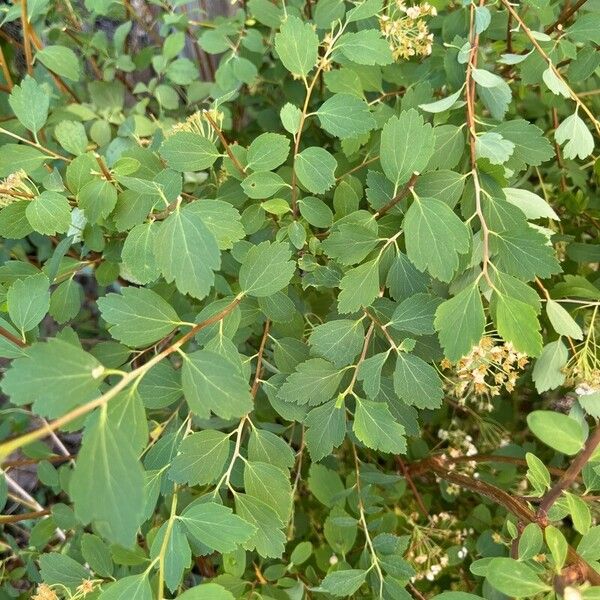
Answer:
[[0, 0, 599, 597]]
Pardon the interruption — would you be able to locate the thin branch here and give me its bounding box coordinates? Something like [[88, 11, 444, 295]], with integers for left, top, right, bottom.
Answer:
[[538, 426, 600, 520], [0, 326, 27, 348], [0, 45, 13, 90], [203, 110, 245, 176], [0, 295, 243, 459], [20, 0, 33, 76], [251, 320, 270, 397], [374, 173, 418, 219], [0, 508, 50, 524], [545, 0, 589, 33]]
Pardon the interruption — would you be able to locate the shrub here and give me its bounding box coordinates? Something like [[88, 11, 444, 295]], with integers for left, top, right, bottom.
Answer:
[[0, 0, 598, 598]]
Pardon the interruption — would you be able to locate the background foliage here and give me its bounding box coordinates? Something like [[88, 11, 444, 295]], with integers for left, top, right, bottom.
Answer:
[[0, 0, 599, 598]]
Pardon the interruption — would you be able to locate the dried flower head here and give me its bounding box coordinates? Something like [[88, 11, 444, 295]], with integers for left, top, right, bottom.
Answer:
[[0, 170, 32, 207], [379, 0, 437, 60], [32, 584, 58, 600], [167, 109, 223, 144]]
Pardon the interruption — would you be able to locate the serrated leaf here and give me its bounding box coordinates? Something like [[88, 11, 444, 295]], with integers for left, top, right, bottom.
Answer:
[[121, 222, 160, 284], [274, 16, 319, 78], [179, 502, 255, 553], [99, 574, 152, 600], [154, 204, 220, 299], [491, 228, 560, 281], [26, 191, 71, 235], [380, 110, 434, 187], [393, 352, 443, 409], [555, 112, 594, 160], [309, 319, 365, 367], [337, 30, 393, 65], [435, 285, 485, 361], [532, 340, 568, 393], [241, 171, 287, 199], [8, 75, 48, 134], [503, 187, 559, 221], [149, 520, 190, 592], [36, 45, 80, 81], [389, 293, 441, 335], [170, 430, 231, 486], [71, 408, 145, 546], [278, 358, 344, 406], [316, 94, 375, 138], [546, 299, 583, 339], [404, 197, 470, 282], [295, 146, 337, 194], [248, 428, 295, 470], [181, 350, 253, 419], [244, 461, 292, 523], [239, 240, 295, 297], [353, 398, 406, 453], [475, 132, 514, 164], [160, 132, 220, 171], [7, 273, 50, 336], [78, 178, 117, 223], [247, 132, 290, 171], [304, 400, 346, 461], [337, 259, 380, 314], [494, 294, 542, 356], [98, 287, 180, 347]]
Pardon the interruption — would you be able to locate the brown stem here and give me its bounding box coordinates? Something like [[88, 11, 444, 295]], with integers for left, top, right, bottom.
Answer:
[[545, 0, 589, 33], [374, 173, 418, 219], [537, 426, 600, 520], [2, 455, 73, 468], [94, 153, 113, 182], [203, 111, 245, 176], [20, 0, 33, 76], [0, 509, 50, 524], [396, 456, 429, 518], [336, 155, 380, 181], [251, 320, 270, 397], [0, 326, 27, 348], [425, 456, 600, 585], [0, 45, 13, 90]]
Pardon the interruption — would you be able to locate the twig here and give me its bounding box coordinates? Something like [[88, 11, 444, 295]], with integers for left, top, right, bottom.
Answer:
[[251, 320, 270, 397], [4, 472, 66, 541], [374, 173, 418, 219], [545, 0, 589, 33], [20, 0, 33, 76], [0, 508, 50, 524], [537, 426, 600, 520], [396, 456, 429, 519], [0, 326, 27, 348], [0, 296, 242, 458], [0, 45, 13, 90], [203, 110, 245, 176]]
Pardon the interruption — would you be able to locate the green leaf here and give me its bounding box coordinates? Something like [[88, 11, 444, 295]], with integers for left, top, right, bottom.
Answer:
[[380, 110, 435, 187], [234, 493, 286, 558], [169, 430, 231, 486], [121, 222, 161, 284], [0, 144, 47, 176], [435, 285, 485, 361], [7, 273, 50, 336], [0, 202, 33, 239], [486, 558, 550, 597], [304, 400, 346, 461], [546, 299, 583, 339], [78, 178, 117, 223], [527, 410, 585, 455], [244, 461, 292, 523], [495, 294, 542, 356], [298, 196, 333, 227], [239, 241, 295, 297], [36, 45, 80, 81], [390, 293, 441, 335], [179, 501, 256, 553], [566, 492, 591, 534], [81, 533, 113, 577], [404, 197, 470, 282], [39, 553, 89, 589], [353, 398, 406, 454], [177, 584, 235, 600], [493, 119, 554, 170], [545, 525, 568, 570], [150, 520, 190, 592], [248, 428, 295, 470], [393, 352, 443, 409], [26, 191, 71, 235], [71, 408, 145, 546], [337, 30, 393, 65], [475, 132, 514, 164], [241, 171, 287, 199], [274, 16, 319, 79], [532, 340, 568, 393], [181, 350, 253, 419], [99, 574, 153, 600], [321, 223, 379, 266], [337, 259, 380, 314], [280, 102, 303, 135], [555, 112, 594, 160], [154, 204, 220, 299], [491, 228, 561, 281], [98, 287, 180, 347], [54, 120, 88, 155], [503, 187, 559, 221], [295, 147, 337, 194], [316, 94, 375, 138], [309, 319, 365, 367], [160, 132, 220, 171], [8, 75, 49, 133], [1, 338, 103, 417], [518, 523, 543, 560], [319, 569, 367, 596], [278, 358, 344, 406], [187, 200, 244, 250], [247, 132, 290, 171]]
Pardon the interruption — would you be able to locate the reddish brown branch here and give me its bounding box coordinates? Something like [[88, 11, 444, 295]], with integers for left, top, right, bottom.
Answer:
[[545, 0, 589, 33], [374, 173, 419, 219]]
